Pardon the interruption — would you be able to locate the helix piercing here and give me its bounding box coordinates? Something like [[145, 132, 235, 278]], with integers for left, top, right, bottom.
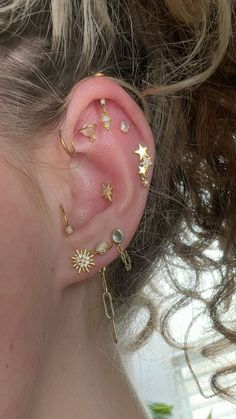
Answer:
[[134, 144, 153, 187], [59, 205, 74, 235], [59, 129, 77, 158]]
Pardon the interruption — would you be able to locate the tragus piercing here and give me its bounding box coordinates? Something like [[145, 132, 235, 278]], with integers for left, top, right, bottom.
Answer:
[[59, 205, 74, 235], [59, 129, 77, 158]]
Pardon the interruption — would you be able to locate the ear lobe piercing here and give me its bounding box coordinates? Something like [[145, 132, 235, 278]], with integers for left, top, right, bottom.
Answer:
[[70, 249, 95, 274], [111, 229, 132, 271], [101, 183, 114, 202], [60, 205, 75, 235], [99, 99, 112, 130], [59, 129, 77, 157], [134, 144, 153, 187]]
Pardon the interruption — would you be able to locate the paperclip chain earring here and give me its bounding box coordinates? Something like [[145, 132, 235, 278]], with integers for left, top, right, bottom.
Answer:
[[99, 267, 118, 343]]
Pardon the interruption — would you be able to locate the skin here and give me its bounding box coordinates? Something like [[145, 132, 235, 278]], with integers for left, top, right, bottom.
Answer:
[[0, 77, 155, 419]]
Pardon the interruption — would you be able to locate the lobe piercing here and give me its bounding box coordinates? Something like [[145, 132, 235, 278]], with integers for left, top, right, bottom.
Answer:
[[111, 228, 132, 271], [100, 99, 112, 130], [79, 123, 97, 142], [70, 249, 95, 274], [134, 144, 153, 187], [59, 205, 74, 235], [101, 183, 114, 202]]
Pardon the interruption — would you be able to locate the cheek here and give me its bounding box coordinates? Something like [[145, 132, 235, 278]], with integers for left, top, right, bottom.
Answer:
[[0, 159, 52, 416]]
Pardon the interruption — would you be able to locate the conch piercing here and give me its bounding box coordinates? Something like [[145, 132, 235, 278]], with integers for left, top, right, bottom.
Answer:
[[78, 123, 97, 142], [99, 267, 118, 343], [134, 144, 153, 187], [59, 129, 77, 157], [101, 183, 114, 202], [111, 228, 132, 271], [59, 205, 74, 235], [100, 98, 112, 130]]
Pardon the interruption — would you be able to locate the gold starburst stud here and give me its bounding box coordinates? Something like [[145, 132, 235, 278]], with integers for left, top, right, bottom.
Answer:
[[70, 249, 95, 274], [134, 144, 149, 161], [134, 144, 153, 187], [101, 183, 114, 202]]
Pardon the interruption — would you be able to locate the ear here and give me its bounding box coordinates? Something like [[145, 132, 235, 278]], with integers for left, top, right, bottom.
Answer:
[[53, 75, 155, 289]]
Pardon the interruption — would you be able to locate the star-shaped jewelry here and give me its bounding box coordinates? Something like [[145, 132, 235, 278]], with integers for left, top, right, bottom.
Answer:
[[134, 144, 149, 161], [70, 249, 95, 274], [101, 183, 114, 202], [139, 165, 148, 176]]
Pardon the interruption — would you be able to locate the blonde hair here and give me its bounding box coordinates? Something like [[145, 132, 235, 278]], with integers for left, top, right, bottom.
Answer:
[[1, 0, 236, 401]]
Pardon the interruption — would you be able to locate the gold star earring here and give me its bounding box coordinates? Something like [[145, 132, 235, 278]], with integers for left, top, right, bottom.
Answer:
[[101, 183, 114, 202], [134, 144, 153, 187]]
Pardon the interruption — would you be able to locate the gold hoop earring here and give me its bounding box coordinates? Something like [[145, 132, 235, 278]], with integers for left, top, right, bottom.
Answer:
[[59, 129, 77, 157], [59, 205, 74, 235], [100, 267, 118, 343]]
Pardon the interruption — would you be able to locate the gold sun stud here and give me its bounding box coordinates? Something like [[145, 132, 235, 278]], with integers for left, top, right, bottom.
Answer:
[[134, 144, 153, 187], [101, 183, 114, 202], [70, 249, 95, 274]]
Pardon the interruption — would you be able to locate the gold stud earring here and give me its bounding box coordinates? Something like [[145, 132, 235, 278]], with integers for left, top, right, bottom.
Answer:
[[100, 99, 112, 130], [120, 120, 130, 134], [70, 248, 95, 274], [60, 205, 74, 235], [99, 267, 118, 343], [101, 183, 114, 202], [111, 229, 132, 271], [79, 123, 97, 142], [134, 144, 153, 187], [59, 129, 77, 157]]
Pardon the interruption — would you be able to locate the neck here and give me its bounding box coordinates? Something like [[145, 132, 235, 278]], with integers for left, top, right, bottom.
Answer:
[[29, 276, 151, 419]]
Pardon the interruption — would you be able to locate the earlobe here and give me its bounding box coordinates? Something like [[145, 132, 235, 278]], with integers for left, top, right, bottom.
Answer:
[[55, 75, 155, 289]]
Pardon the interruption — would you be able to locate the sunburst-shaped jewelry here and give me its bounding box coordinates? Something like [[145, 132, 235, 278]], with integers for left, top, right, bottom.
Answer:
[[70, 249, 95, 274], [101, 183, 114, 202]]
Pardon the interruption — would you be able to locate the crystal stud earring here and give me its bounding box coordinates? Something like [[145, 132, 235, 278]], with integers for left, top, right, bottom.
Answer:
[[100, 99, 112, 130]]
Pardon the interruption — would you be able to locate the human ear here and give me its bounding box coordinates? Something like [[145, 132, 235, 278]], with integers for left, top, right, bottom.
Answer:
[[54, 75, 155, 289]]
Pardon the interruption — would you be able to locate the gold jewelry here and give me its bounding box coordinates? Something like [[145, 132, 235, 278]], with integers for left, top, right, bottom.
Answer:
[[59, 205, 74, 235], [70, 249, 95, 274], [111, 229, 132, 271], [94, 72, 105, 77], [99, 267, 118, 343], [134, 144, 153, 187], [79, 123, 97, 142], [120, 120, 130, 134], [100, 99, 112, 130], [59, 129, 77, 157], [101, 183, 114, 202]]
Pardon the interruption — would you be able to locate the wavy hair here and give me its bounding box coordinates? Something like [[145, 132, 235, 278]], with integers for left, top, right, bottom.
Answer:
[[0, 0, 235, 402]]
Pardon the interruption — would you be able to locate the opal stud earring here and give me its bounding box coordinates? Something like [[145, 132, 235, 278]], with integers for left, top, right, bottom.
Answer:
[[120, 120, 130, 134], [111, 228, 132, 271], [60, 205, 74, 235]]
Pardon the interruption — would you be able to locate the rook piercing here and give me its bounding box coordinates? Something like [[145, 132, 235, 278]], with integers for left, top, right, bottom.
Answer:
[[100, 267, 118, 343], [120, 120, 130, 134], [60, 205, 74, 235], [134, 144, 153, 187], [111, 229, 132, 271], [78, 123, 97, 142], [101, 183, 114, 202], [59, 129, 77, 158], [100, 99, 112, 130]]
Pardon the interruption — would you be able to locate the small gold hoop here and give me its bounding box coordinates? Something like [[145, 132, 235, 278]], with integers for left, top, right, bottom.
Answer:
[[59, 205, 74, 235], [59, 130, 76, 157]]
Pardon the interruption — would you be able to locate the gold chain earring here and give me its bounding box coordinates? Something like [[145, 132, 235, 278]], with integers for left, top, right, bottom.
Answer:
[[99, 267, 118, 343], [60, 205, 74, 235], [111, 229, 132, 271]]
